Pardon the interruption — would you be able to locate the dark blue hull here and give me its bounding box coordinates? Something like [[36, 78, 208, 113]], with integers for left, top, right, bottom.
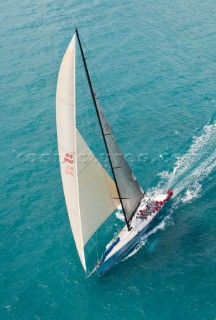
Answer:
[[97, 212, 159, 276]]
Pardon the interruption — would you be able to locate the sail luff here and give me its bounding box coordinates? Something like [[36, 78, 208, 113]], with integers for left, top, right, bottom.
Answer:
[[73, 39, 87, 271]]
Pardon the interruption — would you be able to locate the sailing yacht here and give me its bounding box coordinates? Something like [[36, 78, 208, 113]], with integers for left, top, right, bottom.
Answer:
[[56, 28, 173, 276]]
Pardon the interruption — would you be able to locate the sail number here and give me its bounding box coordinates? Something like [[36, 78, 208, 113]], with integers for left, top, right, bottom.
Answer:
[[65, 165, 74, 176]]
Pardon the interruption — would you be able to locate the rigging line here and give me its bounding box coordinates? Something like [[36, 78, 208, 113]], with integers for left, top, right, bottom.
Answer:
[[80, 42, 115, 127], [86, 59, 114, 118], [95, 227, 99, 262], [77, 44, 97, 142], [112, 197, 130, 199], [80, 35, 135, 143], [79, 51, 100, 141], [81, 38, 114, 101], [87, 53, 139, 147], [75, 28, 131, 231], [80, 38, 125, 161]]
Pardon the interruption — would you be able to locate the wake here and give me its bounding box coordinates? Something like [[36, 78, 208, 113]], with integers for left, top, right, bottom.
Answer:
[[118, 120, 216, 260], [165, 119, 216, 200], [149, 119, 216, 206]]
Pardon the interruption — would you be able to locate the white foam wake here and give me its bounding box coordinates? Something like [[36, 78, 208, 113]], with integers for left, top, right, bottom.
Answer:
[[115, 210, 125, 222], [159, 120, 216, 203], [120, 120, 216, 261]]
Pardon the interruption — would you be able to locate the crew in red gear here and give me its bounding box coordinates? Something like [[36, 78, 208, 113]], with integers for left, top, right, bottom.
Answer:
[[167, 189, 173, 197]]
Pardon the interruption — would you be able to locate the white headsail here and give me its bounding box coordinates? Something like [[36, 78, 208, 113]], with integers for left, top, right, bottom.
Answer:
[[56, 35, 120, 271]]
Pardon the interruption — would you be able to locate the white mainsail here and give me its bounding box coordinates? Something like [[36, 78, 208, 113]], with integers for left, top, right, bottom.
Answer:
[[56, 35, 120, 271]]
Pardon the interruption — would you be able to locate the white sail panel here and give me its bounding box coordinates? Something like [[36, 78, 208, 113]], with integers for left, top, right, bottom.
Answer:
[[56, 34, 120, 271], [76, 131, 120, 246], [56, 35, 86, 270]]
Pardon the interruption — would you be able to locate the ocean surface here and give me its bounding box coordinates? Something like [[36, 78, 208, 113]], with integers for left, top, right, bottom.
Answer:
[[1, 0, 216, 319]]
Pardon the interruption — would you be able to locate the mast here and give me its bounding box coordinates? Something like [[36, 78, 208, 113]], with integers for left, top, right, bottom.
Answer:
[[75, 28, 131, 231]]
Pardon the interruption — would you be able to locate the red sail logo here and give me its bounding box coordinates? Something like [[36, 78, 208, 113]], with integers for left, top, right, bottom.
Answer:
[[64, 152, 74, 164], [64, 153, 74, 176]]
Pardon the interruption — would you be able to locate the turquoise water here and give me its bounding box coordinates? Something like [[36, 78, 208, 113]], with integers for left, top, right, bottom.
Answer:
[[1, 0, 216, 319]]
